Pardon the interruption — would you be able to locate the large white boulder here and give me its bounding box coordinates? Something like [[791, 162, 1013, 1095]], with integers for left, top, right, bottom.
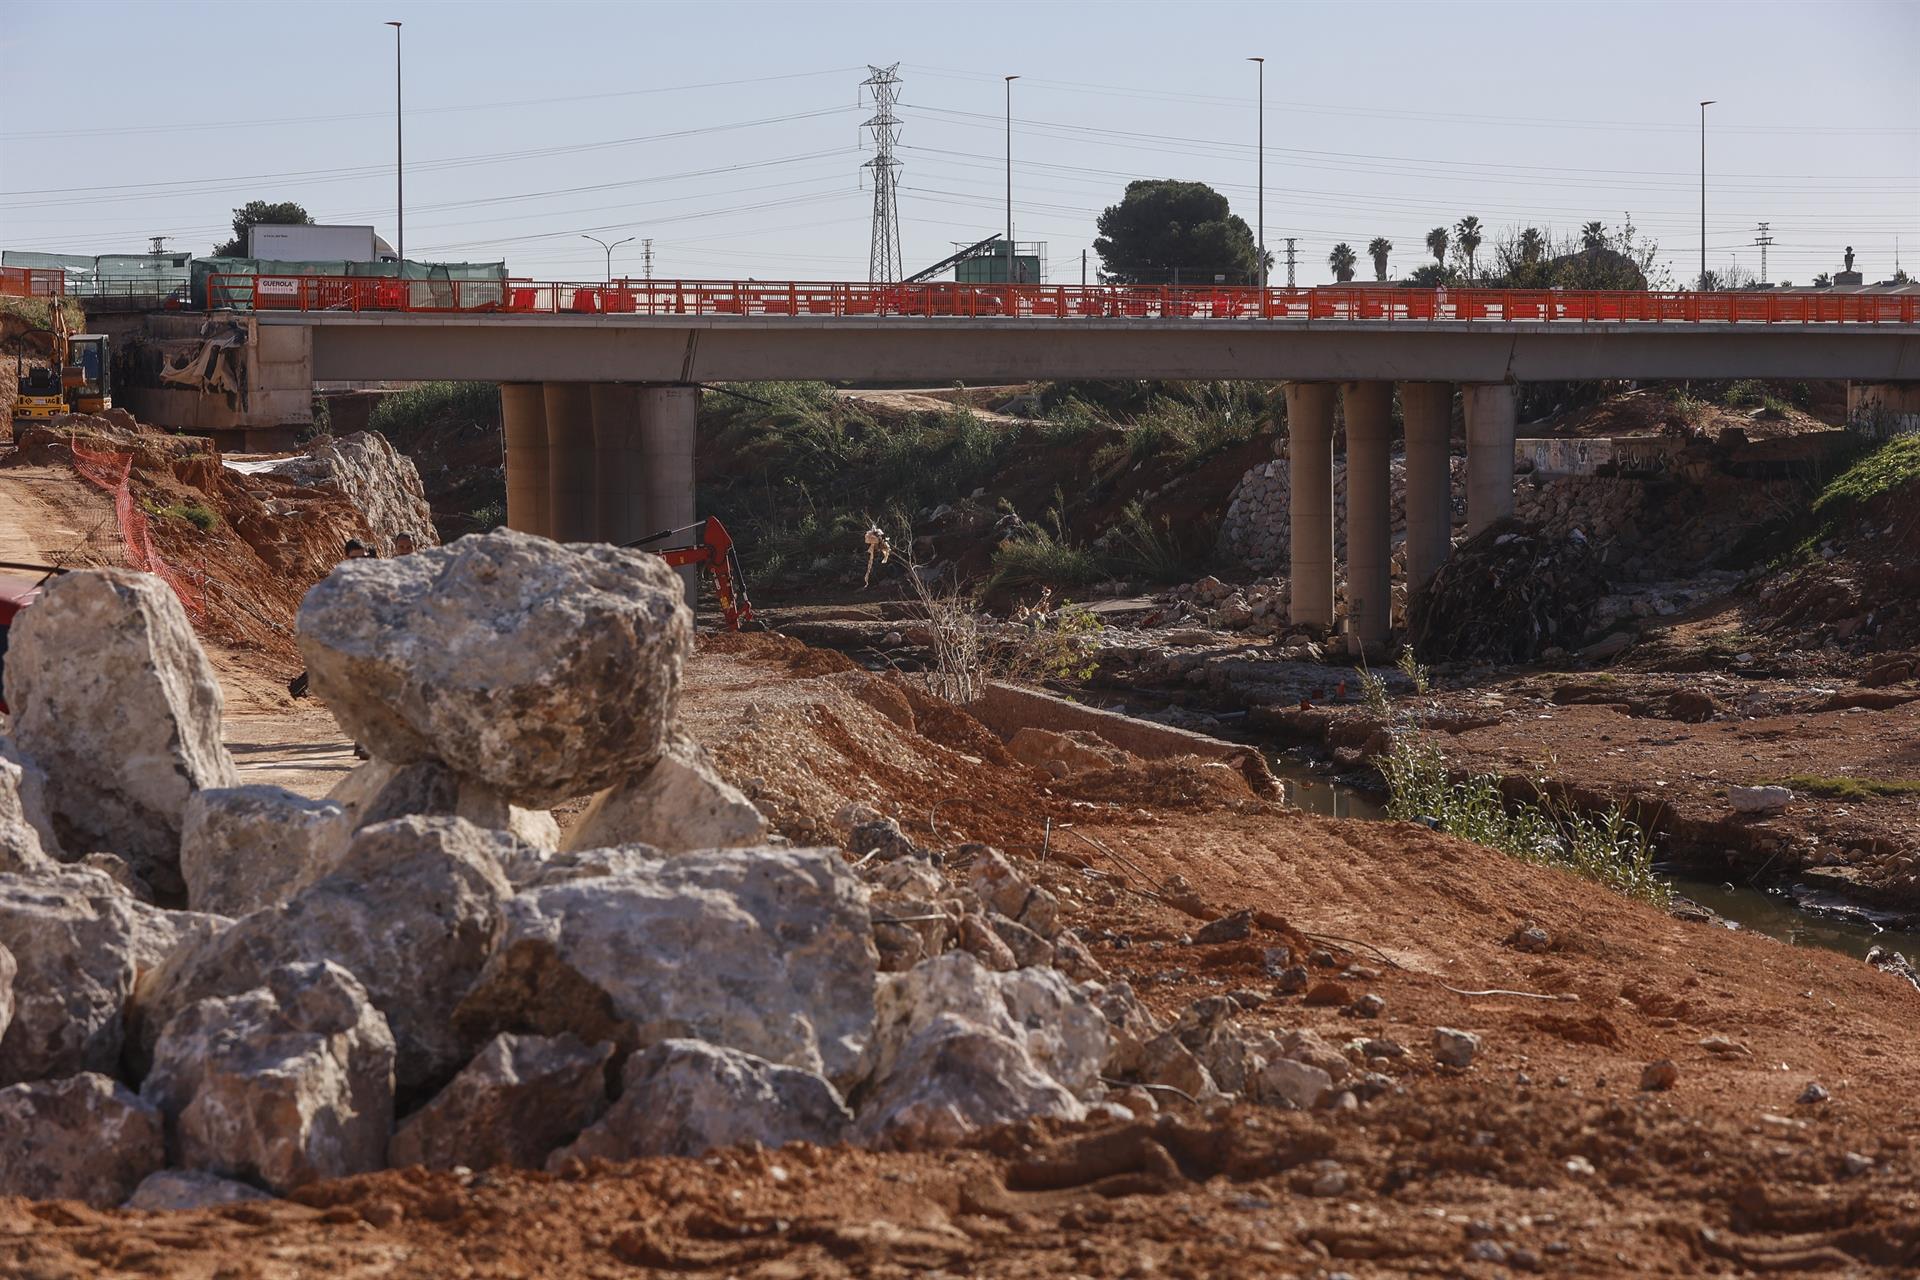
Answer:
[[551, 1039, 850, 1165], [295, 530, 691, 808], [566, 734, 768, 854], [141, 961, 395, 1193], [0, 1072, 165, 1206], [2, 570, 237, 894], [388, 1032, 612, 1171], [179, 786, 353, 917], [133, 816, 514, 1093], [457, 847, 876, 1088], [0, 868, 144, 1083], [852, 951, 1110, 1150]]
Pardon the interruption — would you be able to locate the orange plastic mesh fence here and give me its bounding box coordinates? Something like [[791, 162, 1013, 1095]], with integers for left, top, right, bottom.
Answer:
[[68, 439, 206, 616]]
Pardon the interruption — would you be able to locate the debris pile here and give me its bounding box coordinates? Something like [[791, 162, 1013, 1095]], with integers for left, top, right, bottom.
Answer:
[[1407, 519, 1610, 663], [0, 532, 1418, 1209]]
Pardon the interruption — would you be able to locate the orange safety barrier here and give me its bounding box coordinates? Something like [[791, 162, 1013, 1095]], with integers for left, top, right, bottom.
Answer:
[[68, 440, 205, 617], [200, 275, 1920, 326], [0, 267, 68, 299]]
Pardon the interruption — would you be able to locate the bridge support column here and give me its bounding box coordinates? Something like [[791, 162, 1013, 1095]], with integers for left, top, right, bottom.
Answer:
[[639, 384, 700, 604], [500, 383, 550, 538], [1400, 381, 1453, 593], [543, 383, 598, 542], [591, 383, 647, 546], [1285, 381, 1337, 629], [1341, 381, 1392, 650], [1463, 383, 1518, 537]]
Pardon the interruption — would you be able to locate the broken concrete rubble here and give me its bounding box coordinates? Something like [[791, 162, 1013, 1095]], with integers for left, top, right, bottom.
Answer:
[[3, 569, 238, 896], [296, 530, 692, 808], [388, 1032, 612, 1172], [552, 1038, 849, 1165], [0, 754, 52, 873], [141, 960, 395, 1193], [457, 846, 876, 1088]]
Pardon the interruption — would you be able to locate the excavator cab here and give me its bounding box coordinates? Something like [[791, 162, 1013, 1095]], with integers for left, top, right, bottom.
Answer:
[[64, 334, 112, 414]]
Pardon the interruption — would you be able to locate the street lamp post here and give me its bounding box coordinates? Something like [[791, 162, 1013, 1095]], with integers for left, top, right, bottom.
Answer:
[[1249, 57, 1265, 291], [582, 234, 637, 284], [386, 21, 403, 264], [1004, 75, 1018, 283], [1699, 99, 1715, 290]]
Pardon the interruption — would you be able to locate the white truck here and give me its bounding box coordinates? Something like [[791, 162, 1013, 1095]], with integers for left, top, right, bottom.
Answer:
[[246, 224, 383, 262]]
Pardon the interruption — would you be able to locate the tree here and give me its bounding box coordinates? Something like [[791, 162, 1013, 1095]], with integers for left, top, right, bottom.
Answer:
[[1425, 226, 1449, 265], [1518, 227, 1545, 266], [1367, 237, 1393, 282], [1409, 262, 1458, 287], [1093, 180, 1258, 284], [1580, 221, 1608, 252], [1454, 215, 1483, 281], [1328, 242, 1358, 283], [214, 200, 313, 257], [1812, 272, 1833, 287]]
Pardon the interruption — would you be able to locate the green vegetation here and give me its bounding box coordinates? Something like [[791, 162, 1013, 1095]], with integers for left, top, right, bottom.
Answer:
[[1093, 180, 1259, 285], [1810, 432, 1920, 523], [145, 499, 219, 531], [1394, 647, 1432, 694], [0, 295, 86, 334], [1354, 665, 1390, 715], [1774, 775, 1920, 800], [367, 381, 500, 452], [989, 525, 1104, 592], [1379, 738, 1672, 906], [1104, 500, 1210, 582]]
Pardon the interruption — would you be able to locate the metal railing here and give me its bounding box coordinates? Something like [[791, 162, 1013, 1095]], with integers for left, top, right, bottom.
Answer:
[[0, 267, 67, 299], [203, 275, 1920, 325]]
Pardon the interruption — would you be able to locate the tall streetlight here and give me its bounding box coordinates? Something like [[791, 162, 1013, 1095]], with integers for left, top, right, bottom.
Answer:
[[1699, 99, 1715, 290], [1004, 75, 1019, 283], [386, 21, 404, 264], [582, 234, 636, 284], [1249, 57, 1265, 290]]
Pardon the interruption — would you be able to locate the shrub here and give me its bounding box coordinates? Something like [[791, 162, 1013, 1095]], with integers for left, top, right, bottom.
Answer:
[[1379, 738, 1671, 906], [367, 381, 500, 451]]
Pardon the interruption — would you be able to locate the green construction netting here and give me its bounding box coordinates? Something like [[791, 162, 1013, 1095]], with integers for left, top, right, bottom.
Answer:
[[190, 258, 507, 309]]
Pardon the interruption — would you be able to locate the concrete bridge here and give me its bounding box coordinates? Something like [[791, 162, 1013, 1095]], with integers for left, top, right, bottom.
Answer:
[[236, 278, 1920, 640]]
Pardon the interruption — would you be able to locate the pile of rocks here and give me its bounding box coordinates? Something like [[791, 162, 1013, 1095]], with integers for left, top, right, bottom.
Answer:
[[0, 531, 1422, 1211], [1217, 451, 1469, 572], [1513, 472, 1796, 584]]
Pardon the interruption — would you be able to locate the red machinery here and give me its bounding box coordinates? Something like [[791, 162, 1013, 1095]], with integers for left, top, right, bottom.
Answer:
[[626, 517, 755, 631], [0, 562, 61, 715]]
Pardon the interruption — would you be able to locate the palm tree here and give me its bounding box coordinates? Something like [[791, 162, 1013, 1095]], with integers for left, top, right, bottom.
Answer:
[[1328, 242, 1358, 283], [1425, 226, 1449, 265], [1580, 220, 1607, 251], [1454, 216, 1483, 280], [1518, 227, 1545, 266], [1367, 237, 1393, 282], [1812, 272, 1833, 288]]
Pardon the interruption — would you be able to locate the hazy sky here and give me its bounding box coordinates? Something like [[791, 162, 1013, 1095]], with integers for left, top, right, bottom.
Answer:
[[3, 0, 1915, 286]]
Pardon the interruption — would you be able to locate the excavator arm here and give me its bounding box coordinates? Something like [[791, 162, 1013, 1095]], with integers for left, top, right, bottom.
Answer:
[[625, 516, 755, 631]]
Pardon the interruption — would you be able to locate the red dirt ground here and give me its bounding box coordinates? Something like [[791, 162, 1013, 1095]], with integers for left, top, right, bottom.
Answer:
[[7, 638, 1918, 1277]]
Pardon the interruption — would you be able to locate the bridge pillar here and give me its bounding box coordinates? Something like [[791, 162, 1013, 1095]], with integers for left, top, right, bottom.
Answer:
[[1285, 381, 1337, 629], [499, 383, 550, 538], [543, 383, 598, 542], [1341, 381, 1393, 650], [591, 383, 648, 546], [1400, 381, 1454, 592], [639, 384, 700, 604], [1463, 383, 1518, 536]]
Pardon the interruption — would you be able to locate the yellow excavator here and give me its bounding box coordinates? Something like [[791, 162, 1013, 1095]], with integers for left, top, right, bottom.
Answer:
[[13, 304, 111, 421]]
